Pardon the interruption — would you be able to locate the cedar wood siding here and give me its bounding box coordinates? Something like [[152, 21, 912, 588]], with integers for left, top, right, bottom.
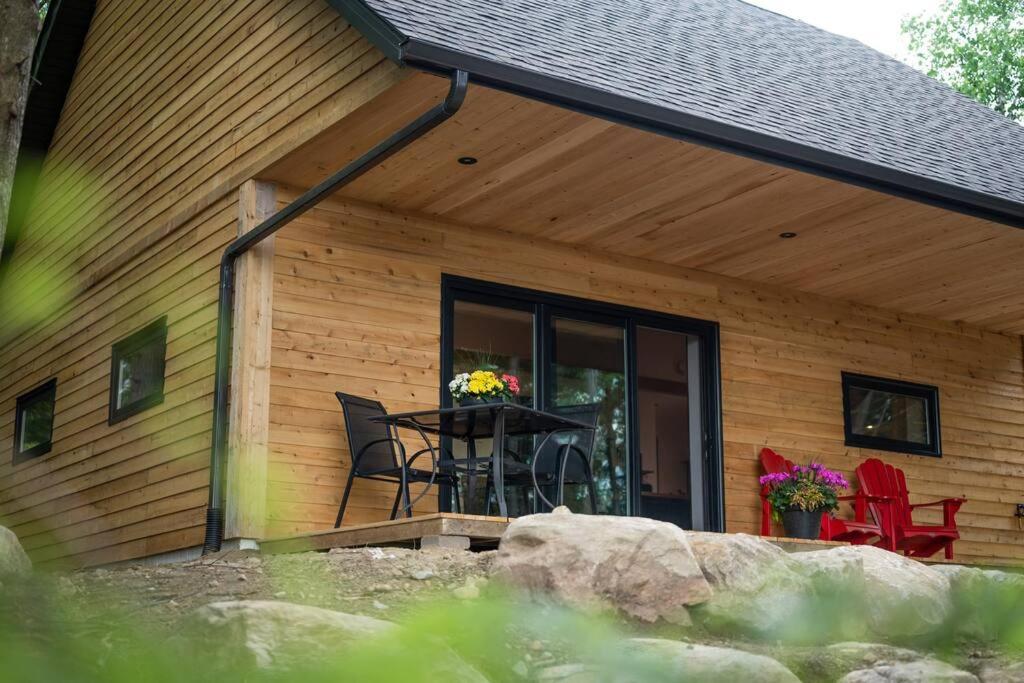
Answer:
[[267, 194, 1024, 566], [0, 0, 404, 567]]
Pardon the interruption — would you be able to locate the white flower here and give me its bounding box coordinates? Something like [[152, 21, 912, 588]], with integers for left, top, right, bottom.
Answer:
[[449, 373, 471, 399]]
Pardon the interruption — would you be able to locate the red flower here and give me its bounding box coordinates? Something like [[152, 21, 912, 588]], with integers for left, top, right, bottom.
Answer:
[[501, 374, 520, 395]]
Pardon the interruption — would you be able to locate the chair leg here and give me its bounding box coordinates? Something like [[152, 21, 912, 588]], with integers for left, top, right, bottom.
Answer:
[[483, 474, 493, 516], [452, 478, 462, 514], [335, 470, 356, 528], [582, 460, 598, 514], [945, 542, 954, 560], [389, 486, 402, 521]]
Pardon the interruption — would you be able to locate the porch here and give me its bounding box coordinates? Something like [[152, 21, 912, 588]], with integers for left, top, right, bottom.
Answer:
[[231, 71, 1024, 566]]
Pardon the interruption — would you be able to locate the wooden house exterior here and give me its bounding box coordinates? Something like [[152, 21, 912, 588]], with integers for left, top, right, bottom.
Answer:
[[1, 0, 1023, 568]]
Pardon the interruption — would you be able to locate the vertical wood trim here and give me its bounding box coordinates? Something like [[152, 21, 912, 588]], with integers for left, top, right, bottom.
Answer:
[[225, 179, 276, 540]]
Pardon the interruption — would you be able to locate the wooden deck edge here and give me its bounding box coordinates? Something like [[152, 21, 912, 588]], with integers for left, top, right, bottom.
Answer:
[[260, 513, 510, 555]]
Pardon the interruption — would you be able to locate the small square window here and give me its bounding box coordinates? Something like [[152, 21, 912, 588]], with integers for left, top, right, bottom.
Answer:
[[14, 378, 57, 463], [109, 317, 168, 425], [841, 372, 941, 457]]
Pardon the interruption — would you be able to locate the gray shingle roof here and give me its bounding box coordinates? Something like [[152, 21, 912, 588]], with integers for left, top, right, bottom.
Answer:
[[350, 0, 1024, 214]]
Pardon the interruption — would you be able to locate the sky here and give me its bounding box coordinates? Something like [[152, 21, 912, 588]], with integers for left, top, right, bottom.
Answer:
[[744, 0, 946, 63]]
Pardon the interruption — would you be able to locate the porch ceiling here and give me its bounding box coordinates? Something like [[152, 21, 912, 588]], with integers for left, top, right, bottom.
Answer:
[[265, 72, 1024, 336]]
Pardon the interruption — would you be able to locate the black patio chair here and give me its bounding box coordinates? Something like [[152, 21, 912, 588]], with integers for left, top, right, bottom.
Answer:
[[334, 392, 461, 528], [484, 403, 600, 514]]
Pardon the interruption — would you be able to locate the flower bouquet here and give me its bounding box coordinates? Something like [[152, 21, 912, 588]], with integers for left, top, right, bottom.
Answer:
[[449, 370, 520, 406], [760, 462, 849, 539]]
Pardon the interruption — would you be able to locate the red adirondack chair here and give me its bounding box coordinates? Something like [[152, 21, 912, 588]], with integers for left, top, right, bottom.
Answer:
[[855, 458, 965, 559], [759, 448, 889, 545]]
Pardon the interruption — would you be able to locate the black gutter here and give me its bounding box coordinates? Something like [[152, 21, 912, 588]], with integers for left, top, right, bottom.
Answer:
[[400, 40, 1024, 232], [202, 69, 469, 554]]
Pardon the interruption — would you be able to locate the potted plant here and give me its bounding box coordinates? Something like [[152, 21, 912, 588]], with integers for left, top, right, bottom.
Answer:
[[760, 463, 849, 539], [449, 370, 520, 406]]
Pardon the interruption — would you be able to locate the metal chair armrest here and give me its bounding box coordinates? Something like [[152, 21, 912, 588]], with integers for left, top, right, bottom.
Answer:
[[353, 438, 407, 474]]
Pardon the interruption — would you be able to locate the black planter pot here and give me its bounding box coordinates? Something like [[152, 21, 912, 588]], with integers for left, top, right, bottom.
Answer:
[[457, 396, 506, 407], [781, 508, 824, 540]]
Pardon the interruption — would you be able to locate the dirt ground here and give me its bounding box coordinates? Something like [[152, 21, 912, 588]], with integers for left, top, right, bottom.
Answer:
[[55, 547, 495, 628]]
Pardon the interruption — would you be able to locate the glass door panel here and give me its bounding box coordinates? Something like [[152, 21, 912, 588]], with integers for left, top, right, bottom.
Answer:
[[636, 326, 703, 529], [451, 299, 535, 514], [548, 315, 628, 515]]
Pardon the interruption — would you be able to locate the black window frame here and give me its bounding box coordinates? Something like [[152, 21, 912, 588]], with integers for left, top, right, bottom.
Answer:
[[13, 378, 58, 464], [440, 275, 725, 532], [108, 317, 168, 425], [841, 372, 941, 457]]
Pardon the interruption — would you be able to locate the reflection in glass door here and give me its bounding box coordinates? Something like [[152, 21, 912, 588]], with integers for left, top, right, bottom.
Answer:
[[549, 315, 628, 515]]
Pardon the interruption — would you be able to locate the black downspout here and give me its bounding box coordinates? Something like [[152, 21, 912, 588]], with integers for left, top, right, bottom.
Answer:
[[202, 69, 469, 554]]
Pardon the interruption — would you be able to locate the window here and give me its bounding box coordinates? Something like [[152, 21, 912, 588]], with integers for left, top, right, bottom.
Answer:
[[14, 379, 57, 463], [841, 372, 941, 457], [109, 317, 168, 425]]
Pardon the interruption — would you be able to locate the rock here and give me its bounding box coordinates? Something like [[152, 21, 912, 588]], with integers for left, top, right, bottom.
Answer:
[[682, 531, 811, 635], [931, 564, 1024, 640], [794, 545, 950, 637], [840, 660, 979, 682], [788, 642, 928, 681], [410, 569, 434, 580], [536, 663, 593, 681], [623, 638, 801, 683], [492, 508, 711, 624], [827, 642, 927, 668], [0, 526, 31, 577], [978, 660, 1024, 683], [193, 600, 394, 669]]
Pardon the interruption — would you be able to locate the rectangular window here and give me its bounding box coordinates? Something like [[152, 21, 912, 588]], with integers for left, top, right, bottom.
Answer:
[[109, 317, 168, 425], [841, 372, 941, 457], [14, 378, 57, 463]]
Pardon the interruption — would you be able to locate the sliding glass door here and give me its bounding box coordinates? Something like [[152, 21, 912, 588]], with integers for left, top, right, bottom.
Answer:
[[548, 312, 629, 515], [442, 276, 723, 530]]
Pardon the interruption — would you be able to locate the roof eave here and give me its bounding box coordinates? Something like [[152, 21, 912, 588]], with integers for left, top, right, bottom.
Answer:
[[326, 0, 407, 62], [328, 1, 1024, 231]]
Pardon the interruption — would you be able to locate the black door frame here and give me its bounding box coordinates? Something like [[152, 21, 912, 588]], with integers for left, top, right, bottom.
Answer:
[[439, 274, 725, 532]]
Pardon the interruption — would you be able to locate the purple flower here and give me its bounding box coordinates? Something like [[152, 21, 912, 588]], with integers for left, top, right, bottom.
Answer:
[[759, 472, 791, 486]]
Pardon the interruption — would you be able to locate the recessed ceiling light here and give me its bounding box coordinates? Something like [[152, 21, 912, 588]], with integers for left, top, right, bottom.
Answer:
[[779, 231, 798, 239], [457, 156, 478, 165]]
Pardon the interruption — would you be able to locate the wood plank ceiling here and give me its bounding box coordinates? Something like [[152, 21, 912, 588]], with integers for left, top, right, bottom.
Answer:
[[266, 72, 1024, 335]]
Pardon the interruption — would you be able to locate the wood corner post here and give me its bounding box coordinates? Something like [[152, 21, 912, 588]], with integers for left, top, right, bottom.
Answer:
[[224, 179, 277, 542]]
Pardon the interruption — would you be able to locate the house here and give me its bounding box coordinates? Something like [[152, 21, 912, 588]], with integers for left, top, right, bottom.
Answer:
[[1, 0, 1022, 568]]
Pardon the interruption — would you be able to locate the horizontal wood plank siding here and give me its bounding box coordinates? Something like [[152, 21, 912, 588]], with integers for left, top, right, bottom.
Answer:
[[0, 0, 404, 567], [269, 194, 1024, 564]]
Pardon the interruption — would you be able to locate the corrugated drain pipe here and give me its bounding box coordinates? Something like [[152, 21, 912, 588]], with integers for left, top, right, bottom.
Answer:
[[202, 69, 469, 554]]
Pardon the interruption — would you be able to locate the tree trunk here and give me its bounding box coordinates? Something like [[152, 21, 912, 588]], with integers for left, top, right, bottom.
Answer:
[[0, 0, 41, 259]]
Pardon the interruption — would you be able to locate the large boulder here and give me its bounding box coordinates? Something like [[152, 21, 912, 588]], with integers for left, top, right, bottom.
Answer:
[[978, 660, 1024, 683], [491, 507, 711, 624], [930, 564, 1024, 640], [623, 638, 802, 683], [791, 545, 951, 637], [193, 600, 394, 670], [681, 531, 812, 636], [839, 660, 979, 682], [193, 600, 489, 680], [0, 526, 31, 577]]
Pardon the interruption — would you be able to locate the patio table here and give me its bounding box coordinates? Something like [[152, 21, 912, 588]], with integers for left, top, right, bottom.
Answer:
[[372, 403, 595, 517]]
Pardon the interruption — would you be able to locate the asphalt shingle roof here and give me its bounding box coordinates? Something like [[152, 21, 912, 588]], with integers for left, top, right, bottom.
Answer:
[[357, 0, 1024, 209]]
